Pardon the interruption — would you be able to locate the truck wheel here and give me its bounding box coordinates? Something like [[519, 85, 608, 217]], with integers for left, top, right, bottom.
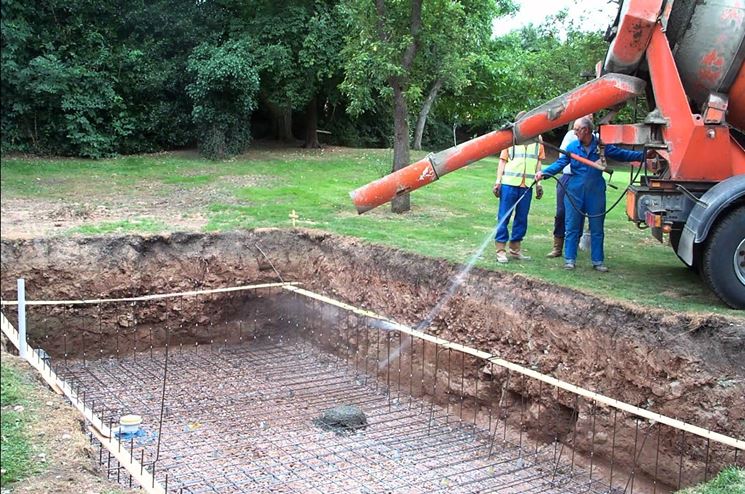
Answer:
[[701, 206, 745, 309]]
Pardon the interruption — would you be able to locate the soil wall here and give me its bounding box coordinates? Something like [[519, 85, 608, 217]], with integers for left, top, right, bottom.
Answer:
[[1, 229, 743, 488]]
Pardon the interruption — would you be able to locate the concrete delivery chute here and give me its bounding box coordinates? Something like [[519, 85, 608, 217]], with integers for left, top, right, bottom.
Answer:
[[350, 0, 745, 309]]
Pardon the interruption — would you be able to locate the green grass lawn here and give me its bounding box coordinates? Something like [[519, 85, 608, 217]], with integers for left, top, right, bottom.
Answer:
[[676, 467, 745, 494], [0, 358, 40, 486], [0, 147, 733, 315]]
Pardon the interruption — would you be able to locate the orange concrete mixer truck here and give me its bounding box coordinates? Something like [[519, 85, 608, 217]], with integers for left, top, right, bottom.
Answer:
[[350, 0, 745, 309]]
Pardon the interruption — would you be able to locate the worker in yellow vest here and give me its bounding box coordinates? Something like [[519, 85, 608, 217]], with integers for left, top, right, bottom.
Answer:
[[492, 114, 544, 264]]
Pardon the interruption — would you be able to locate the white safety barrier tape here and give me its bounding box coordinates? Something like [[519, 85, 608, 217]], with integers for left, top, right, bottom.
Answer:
[[0, 281, 300, 306], [283, 285, 745, 451], [0, 312, 165, 494]]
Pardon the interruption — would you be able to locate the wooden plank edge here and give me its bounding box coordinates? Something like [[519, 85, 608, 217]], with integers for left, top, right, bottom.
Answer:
[[1, 312, 165, 492], [0, 281, 301, 306], [89, 426, 166, 494]]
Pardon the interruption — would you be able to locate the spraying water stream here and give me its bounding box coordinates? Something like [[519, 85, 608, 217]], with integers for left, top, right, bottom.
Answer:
[[378, 186, 534, 369]]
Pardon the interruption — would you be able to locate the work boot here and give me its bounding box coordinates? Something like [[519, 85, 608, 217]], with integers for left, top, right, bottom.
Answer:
[[508, 241, 531, 260], [495, 242, 509, 264], [546, 236, 564, 258]]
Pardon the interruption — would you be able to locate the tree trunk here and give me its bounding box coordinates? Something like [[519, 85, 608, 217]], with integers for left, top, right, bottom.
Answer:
[[277, 106, 293, 142], [375, 0, 421, 214], [391, 83, 411, 214], [266, 101, 295, 142], [303, 96, 320, 148], [413, 78, 443, 150]]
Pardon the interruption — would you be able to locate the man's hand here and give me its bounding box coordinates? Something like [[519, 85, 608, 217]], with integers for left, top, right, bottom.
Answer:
[[492, 183, 501, 198], [535, 184, 544, 200], [535, 171, 544, 181]]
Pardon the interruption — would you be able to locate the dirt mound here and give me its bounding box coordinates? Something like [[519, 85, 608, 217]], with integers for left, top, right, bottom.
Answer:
[[315, 404, 368, 434]]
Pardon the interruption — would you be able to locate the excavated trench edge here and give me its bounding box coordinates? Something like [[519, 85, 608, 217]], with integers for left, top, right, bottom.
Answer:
[[1, 230, 744, 492]]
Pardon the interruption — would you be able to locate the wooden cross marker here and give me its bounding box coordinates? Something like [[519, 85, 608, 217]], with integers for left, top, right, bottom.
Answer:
[[289, 209, 299, 227]]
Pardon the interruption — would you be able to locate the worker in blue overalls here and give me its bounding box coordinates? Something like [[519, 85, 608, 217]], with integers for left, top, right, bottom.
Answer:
[[536, 116, 644, 272]]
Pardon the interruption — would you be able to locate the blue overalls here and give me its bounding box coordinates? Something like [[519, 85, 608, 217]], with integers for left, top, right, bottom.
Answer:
[[542, 137, 643, 265]]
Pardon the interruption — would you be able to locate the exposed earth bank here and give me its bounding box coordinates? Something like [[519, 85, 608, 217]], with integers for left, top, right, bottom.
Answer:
[[1, 229, 743, 489]]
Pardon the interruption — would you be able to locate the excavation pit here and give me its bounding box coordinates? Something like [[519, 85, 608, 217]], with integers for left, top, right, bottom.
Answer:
[[1, 230, 743, 493], [58, 335, 603, 493]]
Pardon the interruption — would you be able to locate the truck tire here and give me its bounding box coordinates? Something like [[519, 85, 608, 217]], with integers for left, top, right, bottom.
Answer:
[[701, 206, 745, 309]]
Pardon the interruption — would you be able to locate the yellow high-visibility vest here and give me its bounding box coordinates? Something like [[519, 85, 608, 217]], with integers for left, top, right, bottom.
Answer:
[[501, 142, 540, 187]]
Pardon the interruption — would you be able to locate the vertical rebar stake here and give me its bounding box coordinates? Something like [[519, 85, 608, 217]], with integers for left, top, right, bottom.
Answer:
[[364, 322, 369, 385], [420, 339, 426, 412], [427, 343, 440, 435], [472, 358, 479, 432], [354, 319, 359, 374], [397, 331, 402, 404], [129, 437, 134, 487], [653, 422, 661, 494], [519, 374, 526, 453], [678, 430, 686, 490], [98, 302, 104, 360], [630, 417, 640, 493], [409, 331, 414, 408], [155, 326, 170, 463], [570, 395, 579, 475], [132, 301, 137, 362], [82, 316, 87, 367], [375, 328, 381, 392], [535, 380, 543, 456], [488, 371, 511, 458], [589, 401, 597, 487], [386, 332, 391, 410], [17, 278, 26, 359], [63, 331, 68, 369], [446, 349, 452, 424], [610, 409, 618, 490], [345, 314, 351, 371], [459, 351, 465, 422], [63, 305, 70, 369]]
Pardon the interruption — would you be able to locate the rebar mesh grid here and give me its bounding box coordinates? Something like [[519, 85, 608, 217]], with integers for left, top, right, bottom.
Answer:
[[8, 287, 742, 493], [59, 337, 612, 493]]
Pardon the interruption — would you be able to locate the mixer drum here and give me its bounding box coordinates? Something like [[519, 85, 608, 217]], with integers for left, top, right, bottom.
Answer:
[[669, 0, 745, 129], [606, 0, 745, 132]]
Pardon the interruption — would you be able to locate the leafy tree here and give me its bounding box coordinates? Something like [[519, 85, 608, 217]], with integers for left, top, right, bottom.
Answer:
[[0, 0, 619, 161], [1, 1, 128, 157], [340, 0, 515, 213], [298, 4, 346, 147], [438, 14, 608, 135], [411, 0, 516, 150], [1, 0, 205, 157], [186, 39, 260, 159], [113, 0, 206, 152], [212, 0, 344, 147]]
